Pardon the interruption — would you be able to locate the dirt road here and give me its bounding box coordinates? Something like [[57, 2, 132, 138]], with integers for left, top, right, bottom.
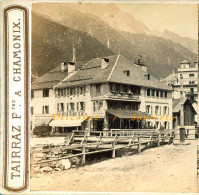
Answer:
[[31, 141, 197, 193]]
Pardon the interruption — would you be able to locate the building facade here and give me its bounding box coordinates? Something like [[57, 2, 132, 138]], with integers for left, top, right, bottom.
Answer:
[[161, 60, 198, 102], [31, 55, 173, 136]]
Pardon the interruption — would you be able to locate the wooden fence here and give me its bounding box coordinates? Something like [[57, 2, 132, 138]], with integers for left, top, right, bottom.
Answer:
[[30, 130, 174, 178]]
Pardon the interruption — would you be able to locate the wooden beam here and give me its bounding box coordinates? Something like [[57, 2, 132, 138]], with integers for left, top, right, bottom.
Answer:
[[137, 136, 141, 153], [30, 151, 34, 178], [82, 145, 86, 165], [112, 141, 116, 158]]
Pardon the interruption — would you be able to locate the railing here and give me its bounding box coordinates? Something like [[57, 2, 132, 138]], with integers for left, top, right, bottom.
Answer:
[[72, 129, 174, 137], [30, 130, 166, 178], [92, 92, 140, 101], [57, 111, 87, 117]]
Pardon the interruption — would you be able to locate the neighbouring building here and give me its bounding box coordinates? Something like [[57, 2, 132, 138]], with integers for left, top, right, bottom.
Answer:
[[161, 60, 198, 102], [31, 64, 69, 132], [172, 97, 197, 138], [31, 73, 38, 83], [30, 54, 173, 136]]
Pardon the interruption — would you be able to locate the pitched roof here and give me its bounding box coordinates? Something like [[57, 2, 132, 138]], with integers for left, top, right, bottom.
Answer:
[[55, 55, 171, 91], [162, 72, 177, 82], [172, 98, 197, 114], [31, 65, 67, 90]]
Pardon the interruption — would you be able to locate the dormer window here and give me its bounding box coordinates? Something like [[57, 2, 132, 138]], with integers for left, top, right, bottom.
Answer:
[[124, 70, 130, 76], [127, 70, 130, 76]]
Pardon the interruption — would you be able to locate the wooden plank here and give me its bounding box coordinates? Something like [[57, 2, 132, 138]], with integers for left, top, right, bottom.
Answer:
[[112, 142, 116, 158], [137, 136, 141, 153], [30, 151, 34, 178], [82, 146, 86, 165]]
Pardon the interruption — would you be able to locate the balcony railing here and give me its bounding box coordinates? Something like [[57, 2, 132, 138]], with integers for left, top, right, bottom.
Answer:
[[57, 110, 87, 117], [92, 91, 140, 101], [108, 91, 140, 100]]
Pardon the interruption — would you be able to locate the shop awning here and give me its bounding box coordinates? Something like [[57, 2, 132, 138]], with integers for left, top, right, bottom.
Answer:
[[49, 118, 85, 127], [34, 118, 52, 126], [107, 109, 153, 119]]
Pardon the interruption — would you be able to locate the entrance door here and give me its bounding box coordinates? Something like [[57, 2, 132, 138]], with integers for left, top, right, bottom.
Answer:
[[97, 120, 104, 131]]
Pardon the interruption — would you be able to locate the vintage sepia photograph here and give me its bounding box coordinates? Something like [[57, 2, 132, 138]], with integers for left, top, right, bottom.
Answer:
[[29, 2, 199, 193]]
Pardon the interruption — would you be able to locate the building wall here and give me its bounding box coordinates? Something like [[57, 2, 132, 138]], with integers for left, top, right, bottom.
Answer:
[[31, 89, 56, 130], [143, 87, 172, 129], [31, 84, 173, 131]]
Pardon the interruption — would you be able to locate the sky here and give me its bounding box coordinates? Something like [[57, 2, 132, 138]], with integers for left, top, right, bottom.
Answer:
[[117, 4, 198, 40]]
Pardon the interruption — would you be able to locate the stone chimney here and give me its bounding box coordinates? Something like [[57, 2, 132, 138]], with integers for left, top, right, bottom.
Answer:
[[61, 61, 75, 76], [135, 55, 147, 72], [101, 58, 109, 69], [61, 62, 67, 72], [67, 61, 75, 75]]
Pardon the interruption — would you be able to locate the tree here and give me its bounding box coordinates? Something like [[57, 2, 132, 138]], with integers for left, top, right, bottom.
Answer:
[[33, 124, 51, 137]]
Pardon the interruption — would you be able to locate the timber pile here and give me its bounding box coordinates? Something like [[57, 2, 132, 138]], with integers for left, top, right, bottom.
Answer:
[[33, 151, 82, 176]]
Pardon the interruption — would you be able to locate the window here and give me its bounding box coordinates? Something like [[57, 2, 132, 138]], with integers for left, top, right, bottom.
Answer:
[[57, 103, 64, 112], [58, 89, 65, 96], [31, 107, 33, 115], [147, 89, 150, 96], [42, 106, 49, 114], [80, 86, 85, 95], [70, 87, 75, 96], [164, 106, 167, 115], [152, 90, 155, 97], [146, 105, 150, 114], [98, 101, 103, 110], [70, 103, 74, 111], [43, 89, 49, 98], [93, 102, 96, 112], [156, 90, 159, 97], [192, 81, 195, 84], [155, 106, 159, 115], [155, 121, 159, 129], [66, 88, 70, 96], [67, 103, 69, 111], [96, 84, 101, 94], [150, 106, 153, 114], [70, 88, 73, 96], [160, 91, 163, 97], [77, 102, 79, 111], [72, 88, 75, 96], [80, 102, 85, 111], [189, 74, 194, 77], [165, 91, 167, 98], [31, 90, 34, 99], [190, 88, 194, 94], [76, 87, 79, 95], [126, 70, 130, 76]]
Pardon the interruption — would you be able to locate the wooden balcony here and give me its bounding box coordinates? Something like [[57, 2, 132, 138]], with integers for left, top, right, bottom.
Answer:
[[92, 91, 140, 102]]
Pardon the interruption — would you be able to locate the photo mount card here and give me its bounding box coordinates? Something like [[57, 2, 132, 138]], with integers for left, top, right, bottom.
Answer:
[[0, 0, 199, 194]]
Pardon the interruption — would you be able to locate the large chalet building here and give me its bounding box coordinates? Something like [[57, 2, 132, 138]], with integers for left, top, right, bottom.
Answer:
[[31, 55, 173, 135]]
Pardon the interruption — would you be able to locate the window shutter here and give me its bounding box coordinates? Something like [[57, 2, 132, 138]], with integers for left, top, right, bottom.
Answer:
[[83, 102, 85, 111]]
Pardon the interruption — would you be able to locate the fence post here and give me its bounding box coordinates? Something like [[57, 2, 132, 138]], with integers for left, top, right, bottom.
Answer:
[[157, 134, 160, 147], [137, 136, 141, 153], [112, 141, 116, 158], [82, 145, 86, 165], [30, 151, 34, 178]]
